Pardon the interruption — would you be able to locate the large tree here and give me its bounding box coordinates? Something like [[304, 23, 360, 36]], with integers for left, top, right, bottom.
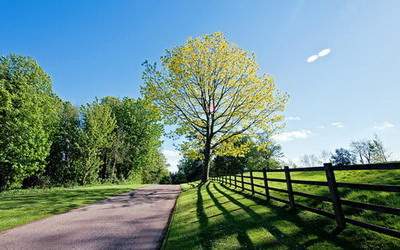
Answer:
[[0, 55, 60, 189], [142, 33, 287, 181]]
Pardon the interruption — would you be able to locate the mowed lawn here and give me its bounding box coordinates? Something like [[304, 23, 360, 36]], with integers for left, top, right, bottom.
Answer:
[[164, 170, 400, 249], [0, 184, 141, 231]]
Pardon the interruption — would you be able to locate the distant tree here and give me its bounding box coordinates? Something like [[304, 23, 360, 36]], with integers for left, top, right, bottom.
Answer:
[[350, 140, 372, 164], [46, 101, 82, 185], [99, 97, 164, 183], [78, 102, 116, 184], [320, 150, 332, 163], [330, 148, 356, 166], [175, 157, 203, 183], [300, 154, 322, 167], [0, 55, 61, 190], [211, 136, 283, 175], [350, 135, 390, 164], [370, 135, 390, 163], [141, 151, 170, 183], [142, 32, 287, 182]]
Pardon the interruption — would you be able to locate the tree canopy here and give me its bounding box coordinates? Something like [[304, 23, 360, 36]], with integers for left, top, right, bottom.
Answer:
[[0, 55, 61, 189], [142, 32, 287, 181], [0, 54, 169, 190]]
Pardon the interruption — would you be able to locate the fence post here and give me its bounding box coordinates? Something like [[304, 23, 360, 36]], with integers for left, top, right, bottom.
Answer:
[[250, 170, 255, 195], [229, 174, 232, 186], [324, 163, 346, 232], [234, 174, 237, 188], [284, 166, 295, 209], [263, 167, 270, 201], [241, 171, 244, 191]]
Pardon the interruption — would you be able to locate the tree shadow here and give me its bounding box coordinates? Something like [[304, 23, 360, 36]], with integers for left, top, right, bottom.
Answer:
[[216, 182, 359, 249], [196, 181, 211, 249], [205, 182, 255, 249]]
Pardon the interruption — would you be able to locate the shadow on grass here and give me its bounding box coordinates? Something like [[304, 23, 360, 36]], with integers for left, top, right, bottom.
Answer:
[[0, 185, 135, 231], [205, 182, 255, 249], [189, 181, 362, 249], [196, 182, 211, 250], [215, 182, 358, 249]]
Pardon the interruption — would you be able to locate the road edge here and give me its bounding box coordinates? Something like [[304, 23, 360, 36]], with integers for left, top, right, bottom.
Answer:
[[159, 184, 182, 250]]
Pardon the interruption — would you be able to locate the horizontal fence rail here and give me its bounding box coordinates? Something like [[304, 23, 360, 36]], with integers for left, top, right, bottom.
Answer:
[[211, 162, 400, 239]]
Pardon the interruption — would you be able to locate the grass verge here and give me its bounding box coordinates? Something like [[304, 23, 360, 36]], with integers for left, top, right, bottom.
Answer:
[[164, 179, 400, 249], [0, 183, 141, 232]]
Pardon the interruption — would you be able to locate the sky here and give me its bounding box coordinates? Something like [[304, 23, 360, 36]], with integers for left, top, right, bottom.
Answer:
[[1, 0, 400, 172]]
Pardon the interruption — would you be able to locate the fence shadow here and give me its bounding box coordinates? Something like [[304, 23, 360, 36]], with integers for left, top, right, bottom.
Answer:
[[215, 182, 359, 249]]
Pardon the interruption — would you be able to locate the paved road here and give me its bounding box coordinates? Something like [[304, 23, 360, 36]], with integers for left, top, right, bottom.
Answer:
[[0, 185, 180, 250]]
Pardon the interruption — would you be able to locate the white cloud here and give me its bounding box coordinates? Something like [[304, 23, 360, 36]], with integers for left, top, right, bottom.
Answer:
[[317, 125, 325, 129], [287, 116, 301, 121], [273, 130, 312, 142], [162, 149, 182, 173], [307, 48, 331, 63], [373, 121, 395, 130], [331, 122, 344, 128], [307, 55, 319, 63], [318, 48, 331, 57]]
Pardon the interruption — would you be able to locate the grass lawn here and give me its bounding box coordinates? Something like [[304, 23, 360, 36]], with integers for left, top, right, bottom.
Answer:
[[164, 170, 400, 249], [0, 183, 141, 232]]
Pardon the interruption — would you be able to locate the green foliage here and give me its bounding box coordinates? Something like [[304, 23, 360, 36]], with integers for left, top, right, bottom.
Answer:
[[78, 101, 117, 184], [0, 54, 169, 190], [99, 97, 166, 183], [142, 32, 287, 181], [211, 137, 283, 175], [0, 55, 61, 190], [46, 102, 82, 185], [172, 157, 203, 184]]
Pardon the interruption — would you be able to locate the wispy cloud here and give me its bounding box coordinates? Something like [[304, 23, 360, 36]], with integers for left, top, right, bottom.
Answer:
[[287, 116, 301, 121], [373, 121, 395, 130], [307, 48, 331, 63], [273, 130, 312, 142], [162, 149, 182, 172], [331, 122, 344, 128]]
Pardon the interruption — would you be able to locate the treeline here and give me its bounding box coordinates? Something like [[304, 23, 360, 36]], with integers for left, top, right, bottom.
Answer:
[[169, 137, 283, 184], [0, 55, 168, 190], [300, 134, 391, 167]]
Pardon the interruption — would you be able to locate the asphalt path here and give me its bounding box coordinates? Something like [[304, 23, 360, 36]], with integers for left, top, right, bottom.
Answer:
[[0, 185, 180, 250]]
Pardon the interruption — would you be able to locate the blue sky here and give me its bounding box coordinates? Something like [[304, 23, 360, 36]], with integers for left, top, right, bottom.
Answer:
[[1, 0, 399, 171]]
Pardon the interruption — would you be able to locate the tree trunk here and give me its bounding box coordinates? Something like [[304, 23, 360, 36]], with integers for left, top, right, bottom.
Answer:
[[201, 140, 212, 182]]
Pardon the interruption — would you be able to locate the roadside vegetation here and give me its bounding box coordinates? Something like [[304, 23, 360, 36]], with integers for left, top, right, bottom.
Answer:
[[0, 55, 169, 191], [0, 183, 141, 231], [165, 169, 400, 249]]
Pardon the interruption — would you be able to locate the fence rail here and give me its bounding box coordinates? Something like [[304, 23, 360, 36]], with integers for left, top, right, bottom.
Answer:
[[211, 162, 400, 239]]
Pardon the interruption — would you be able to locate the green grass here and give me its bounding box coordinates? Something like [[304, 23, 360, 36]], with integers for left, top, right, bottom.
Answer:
[[164, 170, 400, 249], [0, 183, 141, 231]]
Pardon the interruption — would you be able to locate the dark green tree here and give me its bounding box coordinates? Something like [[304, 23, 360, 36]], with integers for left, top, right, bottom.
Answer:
[[46, 101, 82, 185], [331, 148, 356, 166]]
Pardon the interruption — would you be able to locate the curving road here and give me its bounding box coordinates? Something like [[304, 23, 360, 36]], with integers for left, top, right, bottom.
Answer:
[[0, 185, 180, 250]]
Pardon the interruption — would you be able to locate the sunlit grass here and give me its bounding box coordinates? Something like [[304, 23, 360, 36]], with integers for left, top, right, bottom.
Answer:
[[0, 184, 141, 231], [165, 171, 400, 249]]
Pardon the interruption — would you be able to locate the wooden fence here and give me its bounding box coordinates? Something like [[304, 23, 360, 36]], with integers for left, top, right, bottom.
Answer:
[[211, 162, 400, 238]]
